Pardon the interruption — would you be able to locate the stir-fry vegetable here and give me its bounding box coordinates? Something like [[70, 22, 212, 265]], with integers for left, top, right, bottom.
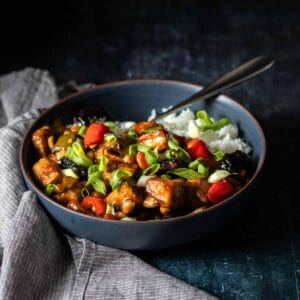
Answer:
[[31, 110, 254, 221]]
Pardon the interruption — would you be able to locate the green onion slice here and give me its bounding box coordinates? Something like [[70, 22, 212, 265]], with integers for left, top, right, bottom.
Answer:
[[104, 121, 119, 134], [128, 144, 138, 156], [128, 130, 138, 140], [98, 155, 108, 172], [105, 133, 117, 143], [167, 138, 191, 162], [197, 163, 209, 178], [45, 184, 57, 196], [121, 217, 137, 221], [137, 144, 151, 153], [188, 158, 204, 170], [143, 126, 161, 133], [110, 169, 133, 190], [77, 125, 87, 137], [213, 149, 225, 161], [106, 203, 115, 215], [88, 164, 99, 177], [62, 168, 79, 179], [171, 168, 203, 179], [80, 188, 90, 198], [66, 139, 93, 168], [142, 163, 160, 176], [145, 148, 159, 165], [196, 110, 231, 132], [208, 170, 231, 183]]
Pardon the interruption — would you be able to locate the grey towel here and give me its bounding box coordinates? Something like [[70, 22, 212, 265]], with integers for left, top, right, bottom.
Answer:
[[0, 68, 216, 300]]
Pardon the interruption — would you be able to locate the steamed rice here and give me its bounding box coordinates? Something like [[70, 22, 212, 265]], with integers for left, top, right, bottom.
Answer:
[[148, 108, 251, 154]]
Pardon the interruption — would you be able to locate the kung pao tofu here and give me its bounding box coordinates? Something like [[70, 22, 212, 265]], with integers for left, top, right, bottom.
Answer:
[[32, 110, 254, 221]]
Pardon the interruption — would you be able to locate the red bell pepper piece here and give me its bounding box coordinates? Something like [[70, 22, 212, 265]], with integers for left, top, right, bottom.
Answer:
[[82, 196, 106, 216], [187, 139, 212, 160], [207, 179, 234, 204], [84, 123, 109, 148]]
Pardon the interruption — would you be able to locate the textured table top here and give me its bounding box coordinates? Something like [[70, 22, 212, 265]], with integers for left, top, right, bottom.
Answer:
[[1, 1, 299, 299]]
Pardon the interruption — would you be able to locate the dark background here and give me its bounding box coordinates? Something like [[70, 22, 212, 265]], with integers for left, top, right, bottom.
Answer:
[[1, 1, 299, 299]]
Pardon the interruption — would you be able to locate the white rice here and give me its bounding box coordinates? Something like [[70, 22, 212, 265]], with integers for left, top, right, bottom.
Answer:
[[148, 108, 251, 154]]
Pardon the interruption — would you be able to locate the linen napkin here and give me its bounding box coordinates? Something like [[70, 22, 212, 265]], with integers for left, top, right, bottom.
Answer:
[[0, 68, 216, 300]]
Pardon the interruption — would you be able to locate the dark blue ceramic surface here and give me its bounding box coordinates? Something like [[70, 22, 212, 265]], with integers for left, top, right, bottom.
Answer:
[[20, 80, 266, 250]]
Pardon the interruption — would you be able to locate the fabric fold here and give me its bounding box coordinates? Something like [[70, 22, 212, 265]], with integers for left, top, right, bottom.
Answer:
[[0, 68, 216, 299]]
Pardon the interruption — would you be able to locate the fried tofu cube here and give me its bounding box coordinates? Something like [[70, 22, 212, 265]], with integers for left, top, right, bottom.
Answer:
[[146, 178, 203, 209], [32, 157, 62, 187], [32, 126, 53, 157], [106, 183, 142, 215]]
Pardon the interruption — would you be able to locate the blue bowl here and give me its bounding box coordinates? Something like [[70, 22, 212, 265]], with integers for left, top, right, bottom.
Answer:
[[20, 80, 266, 250]]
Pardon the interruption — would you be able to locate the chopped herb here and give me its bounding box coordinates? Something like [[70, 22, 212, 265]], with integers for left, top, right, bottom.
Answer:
[[105, 133, 117, 143], [80, 188, 90, 198], [167, 138, 191, 162], [104, 121, 119, 134], [77, 125, 87, 137], [145, 148, 159, 165], [87, 165, 106, 195], [171, 168, 203, 179], [128, 144, 138, 156], [137, 144, 151, 153], [188, 158, 204, 170], [161, 174, 171, 179], [45, 184, 57, 196], [213, 149, 225, 161], [196, 110, 231, 132], [197, 163, 209, 178], [208, 170, 231, 183], [110, 169, 132, 190], [121, 217, 137, 221], [142, 163, 160, 176], [62, 168, 79, 179], [88, 164, 99, 177], [98, 155, 108, 172], [66, 139, 93, 168], [143, 126, 161, 133], [105, 203, 115, 215], [128, 130, 138, 141]]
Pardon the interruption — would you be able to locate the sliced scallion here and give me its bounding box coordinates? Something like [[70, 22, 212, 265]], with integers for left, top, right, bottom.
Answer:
[[213, 149, 225, 161], [66, 139, 93, 168], [80, 188, 90, 198], [77, 125, 87, 137], [137, 144, 151, 153], [208, 170, 231, 183], [121, 217, 137, 221], [62, 168, 79, 179], [98, 155, 108, 172], [188, 158, 204, 170], [128, 144, 138, 156], [104, 121, 119, 134], [105, 133, 117, 143], [145, 148, 159, 165], [105, 203, 115, 215], [171, 168, 203, 179], [142, 163, 160, 176], [196, 110, 231, 132], [110, 169, 132, 190], [197, 164, 209, 178], [45, 184, 57, 196], [128, 130, 138, 141]]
